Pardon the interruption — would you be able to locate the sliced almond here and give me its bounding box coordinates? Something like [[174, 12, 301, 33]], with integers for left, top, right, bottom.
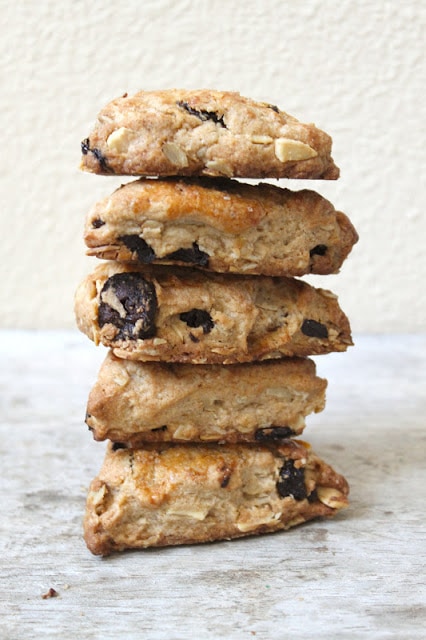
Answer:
[[274, 138, 318, 163], [236, 513, 279, 532], [112, 369, 130, 387], [173, 424, 198, 440], [91, 483, 108, 515], [318, 288, 338, 300], [205, 159, 233, 177], [162, 142, 189, 167], [106, 127, 136, 153], [100, 288, 126, 318], [317, 486, 348, 509], [167, 507, 209, 521], [251, 135, 273, 144]]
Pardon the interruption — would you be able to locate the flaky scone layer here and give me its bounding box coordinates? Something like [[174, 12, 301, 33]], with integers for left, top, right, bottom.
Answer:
[[85, 178, 357, 277], [86, 352, 327, 445], [84, 440, 349, 555], [80, 90, 339, 179], [74, 263, 352, 364]]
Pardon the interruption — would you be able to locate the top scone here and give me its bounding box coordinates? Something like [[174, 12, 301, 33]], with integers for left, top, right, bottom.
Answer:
[[80, 90, 339, 179]]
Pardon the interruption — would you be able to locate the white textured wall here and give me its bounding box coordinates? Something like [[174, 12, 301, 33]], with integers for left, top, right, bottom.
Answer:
[[1, 0, 424, 331]]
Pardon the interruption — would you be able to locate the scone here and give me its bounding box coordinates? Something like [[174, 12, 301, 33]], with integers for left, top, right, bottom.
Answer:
[[74, 262, 353, 364], [80, 89, 339, 179], [84, 440, 349, 555], [86, 352, 327, 445], [85, 178, 358, 277]]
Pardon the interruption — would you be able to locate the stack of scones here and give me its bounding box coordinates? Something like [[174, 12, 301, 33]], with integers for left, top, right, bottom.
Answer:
[[75, 90, 358, 555]]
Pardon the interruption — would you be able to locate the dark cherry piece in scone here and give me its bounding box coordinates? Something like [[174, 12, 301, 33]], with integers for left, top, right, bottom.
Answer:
[[84, 440, 349, 555], [80, 90, 339, 179], [74, 262, 353, 364], [84, 177, 358, 277], [85, 351, 327, 445]]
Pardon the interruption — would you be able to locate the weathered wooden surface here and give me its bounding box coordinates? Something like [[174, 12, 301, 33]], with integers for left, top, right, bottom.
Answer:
[[1, 331, 425, 639]]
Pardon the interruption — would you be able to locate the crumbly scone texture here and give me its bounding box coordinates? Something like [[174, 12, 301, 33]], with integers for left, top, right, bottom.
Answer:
[[74, 262, 352, 364], [85, 178, 358, 277], [86, 352, 327, 445], [80, 90, 339, 179], [84, 440, 349, 555]]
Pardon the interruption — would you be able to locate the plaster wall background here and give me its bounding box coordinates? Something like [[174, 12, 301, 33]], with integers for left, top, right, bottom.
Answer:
[[1, 0, 424, 331]]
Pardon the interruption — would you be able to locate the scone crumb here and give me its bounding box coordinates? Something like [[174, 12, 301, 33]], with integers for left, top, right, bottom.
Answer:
[[41, 588, 59, 599]]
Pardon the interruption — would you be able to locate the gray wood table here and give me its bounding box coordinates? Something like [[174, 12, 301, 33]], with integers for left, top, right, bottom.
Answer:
[[1, 331, 425, 639]]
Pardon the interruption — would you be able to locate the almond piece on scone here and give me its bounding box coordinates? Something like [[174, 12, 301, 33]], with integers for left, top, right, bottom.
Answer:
[[80, 90, 339, 179], [86, 352, 327, 445], [74, 262, 353, 364], [84, 440, 349, 555], [84, 178, 357, 277]]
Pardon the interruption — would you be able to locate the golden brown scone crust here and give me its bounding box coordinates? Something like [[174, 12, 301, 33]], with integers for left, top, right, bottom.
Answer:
[[80, 90, 339, 179], [86, 352, 327, 445], [84, 440, 349, 555], [74, 262, 353, 364], [85, 178, 357, 277]]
